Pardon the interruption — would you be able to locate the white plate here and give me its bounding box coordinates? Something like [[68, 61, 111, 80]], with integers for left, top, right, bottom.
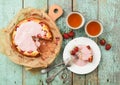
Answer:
[[63, 37, 101, 74]]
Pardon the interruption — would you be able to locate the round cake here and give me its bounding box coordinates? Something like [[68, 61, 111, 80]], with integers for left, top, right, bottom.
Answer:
[[0, 8, 62, 68], [12, 18, 52, 57]]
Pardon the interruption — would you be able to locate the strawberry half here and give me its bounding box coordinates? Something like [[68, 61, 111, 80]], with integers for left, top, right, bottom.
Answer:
[[86, 45, 91, 50], [74, 47, 79, 52], [88, 56, 93, 62], [70, 50, 76, 55]]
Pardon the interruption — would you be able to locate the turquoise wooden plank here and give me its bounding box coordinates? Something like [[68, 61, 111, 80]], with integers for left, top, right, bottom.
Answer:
[[48, 0, 72, 85], [23, 0, 48, 85], [0, 0, 22, 29], [0, 0, 22, 85], [23, 69, 47, 85], [112, 3, 120, 85], [0, 54, 22, 85], [73, 0, 98, 85], [98, 0, 120, 85], [24, 0, 47, 9]]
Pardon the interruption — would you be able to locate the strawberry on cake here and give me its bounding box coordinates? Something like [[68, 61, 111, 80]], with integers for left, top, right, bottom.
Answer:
[[70, 45, 93, 66]]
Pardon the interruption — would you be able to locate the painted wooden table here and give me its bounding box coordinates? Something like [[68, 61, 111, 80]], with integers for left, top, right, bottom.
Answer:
[[0, 0, 120, 85]]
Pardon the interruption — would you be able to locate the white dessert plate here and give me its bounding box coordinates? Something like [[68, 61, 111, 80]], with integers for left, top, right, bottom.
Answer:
[[63, 37, 101, 74]]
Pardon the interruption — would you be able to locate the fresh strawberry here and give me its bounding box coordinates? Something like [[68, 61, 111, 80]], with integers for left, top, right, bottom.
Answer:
[[39, 22, 44, 26], [70, 50, 76, 55], [15, 25, 19, 29], [100, 38, 106, 46], [88, 56, 93, 62], [63, 33, 69, 39], [74, 47, 79, 52], [27, 19, 31, 21], [21, 50, 25, 53], [37, 34, 41, 38], [68, 30, 75, 37], [105, 44, 111, 50]]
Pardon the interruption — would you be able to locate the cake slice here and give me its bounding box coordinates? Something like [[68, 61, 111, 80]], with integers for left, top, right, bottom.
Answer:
[[70, 45, 93, 66]]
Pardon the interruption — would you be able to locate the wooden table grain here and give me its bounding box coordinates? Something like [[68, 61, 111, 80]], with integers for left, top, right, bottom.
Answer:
[[0, 0, 120, 85]]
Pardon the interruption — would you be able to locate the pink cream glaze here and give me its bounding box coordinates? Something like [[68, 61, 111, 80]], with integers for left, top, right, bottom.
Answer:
[[75, 59, 88, 66], [74, 45, 93, 66], [14, 21, 46, 51]]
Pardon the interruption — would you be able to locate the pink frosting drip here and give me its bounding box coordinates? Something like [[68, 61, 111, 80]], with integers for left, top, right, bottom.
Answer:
[[14, 21, 46, 51]]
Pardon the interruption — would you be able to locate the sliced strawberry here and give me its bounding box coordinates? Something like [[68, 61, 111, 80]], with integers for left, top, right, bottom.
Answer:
[[28, 50, 33, 53], [74, 46, 79, 52], [37, 34, 41, 38], [39, 22, 44, 26], [88, 56, 93, 62], [70, 50, 76, 55], [86, 45, 91, 50], [21, 50, 25, 53], [15, 25, 19, 29], [27, 19, 31, 21]]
